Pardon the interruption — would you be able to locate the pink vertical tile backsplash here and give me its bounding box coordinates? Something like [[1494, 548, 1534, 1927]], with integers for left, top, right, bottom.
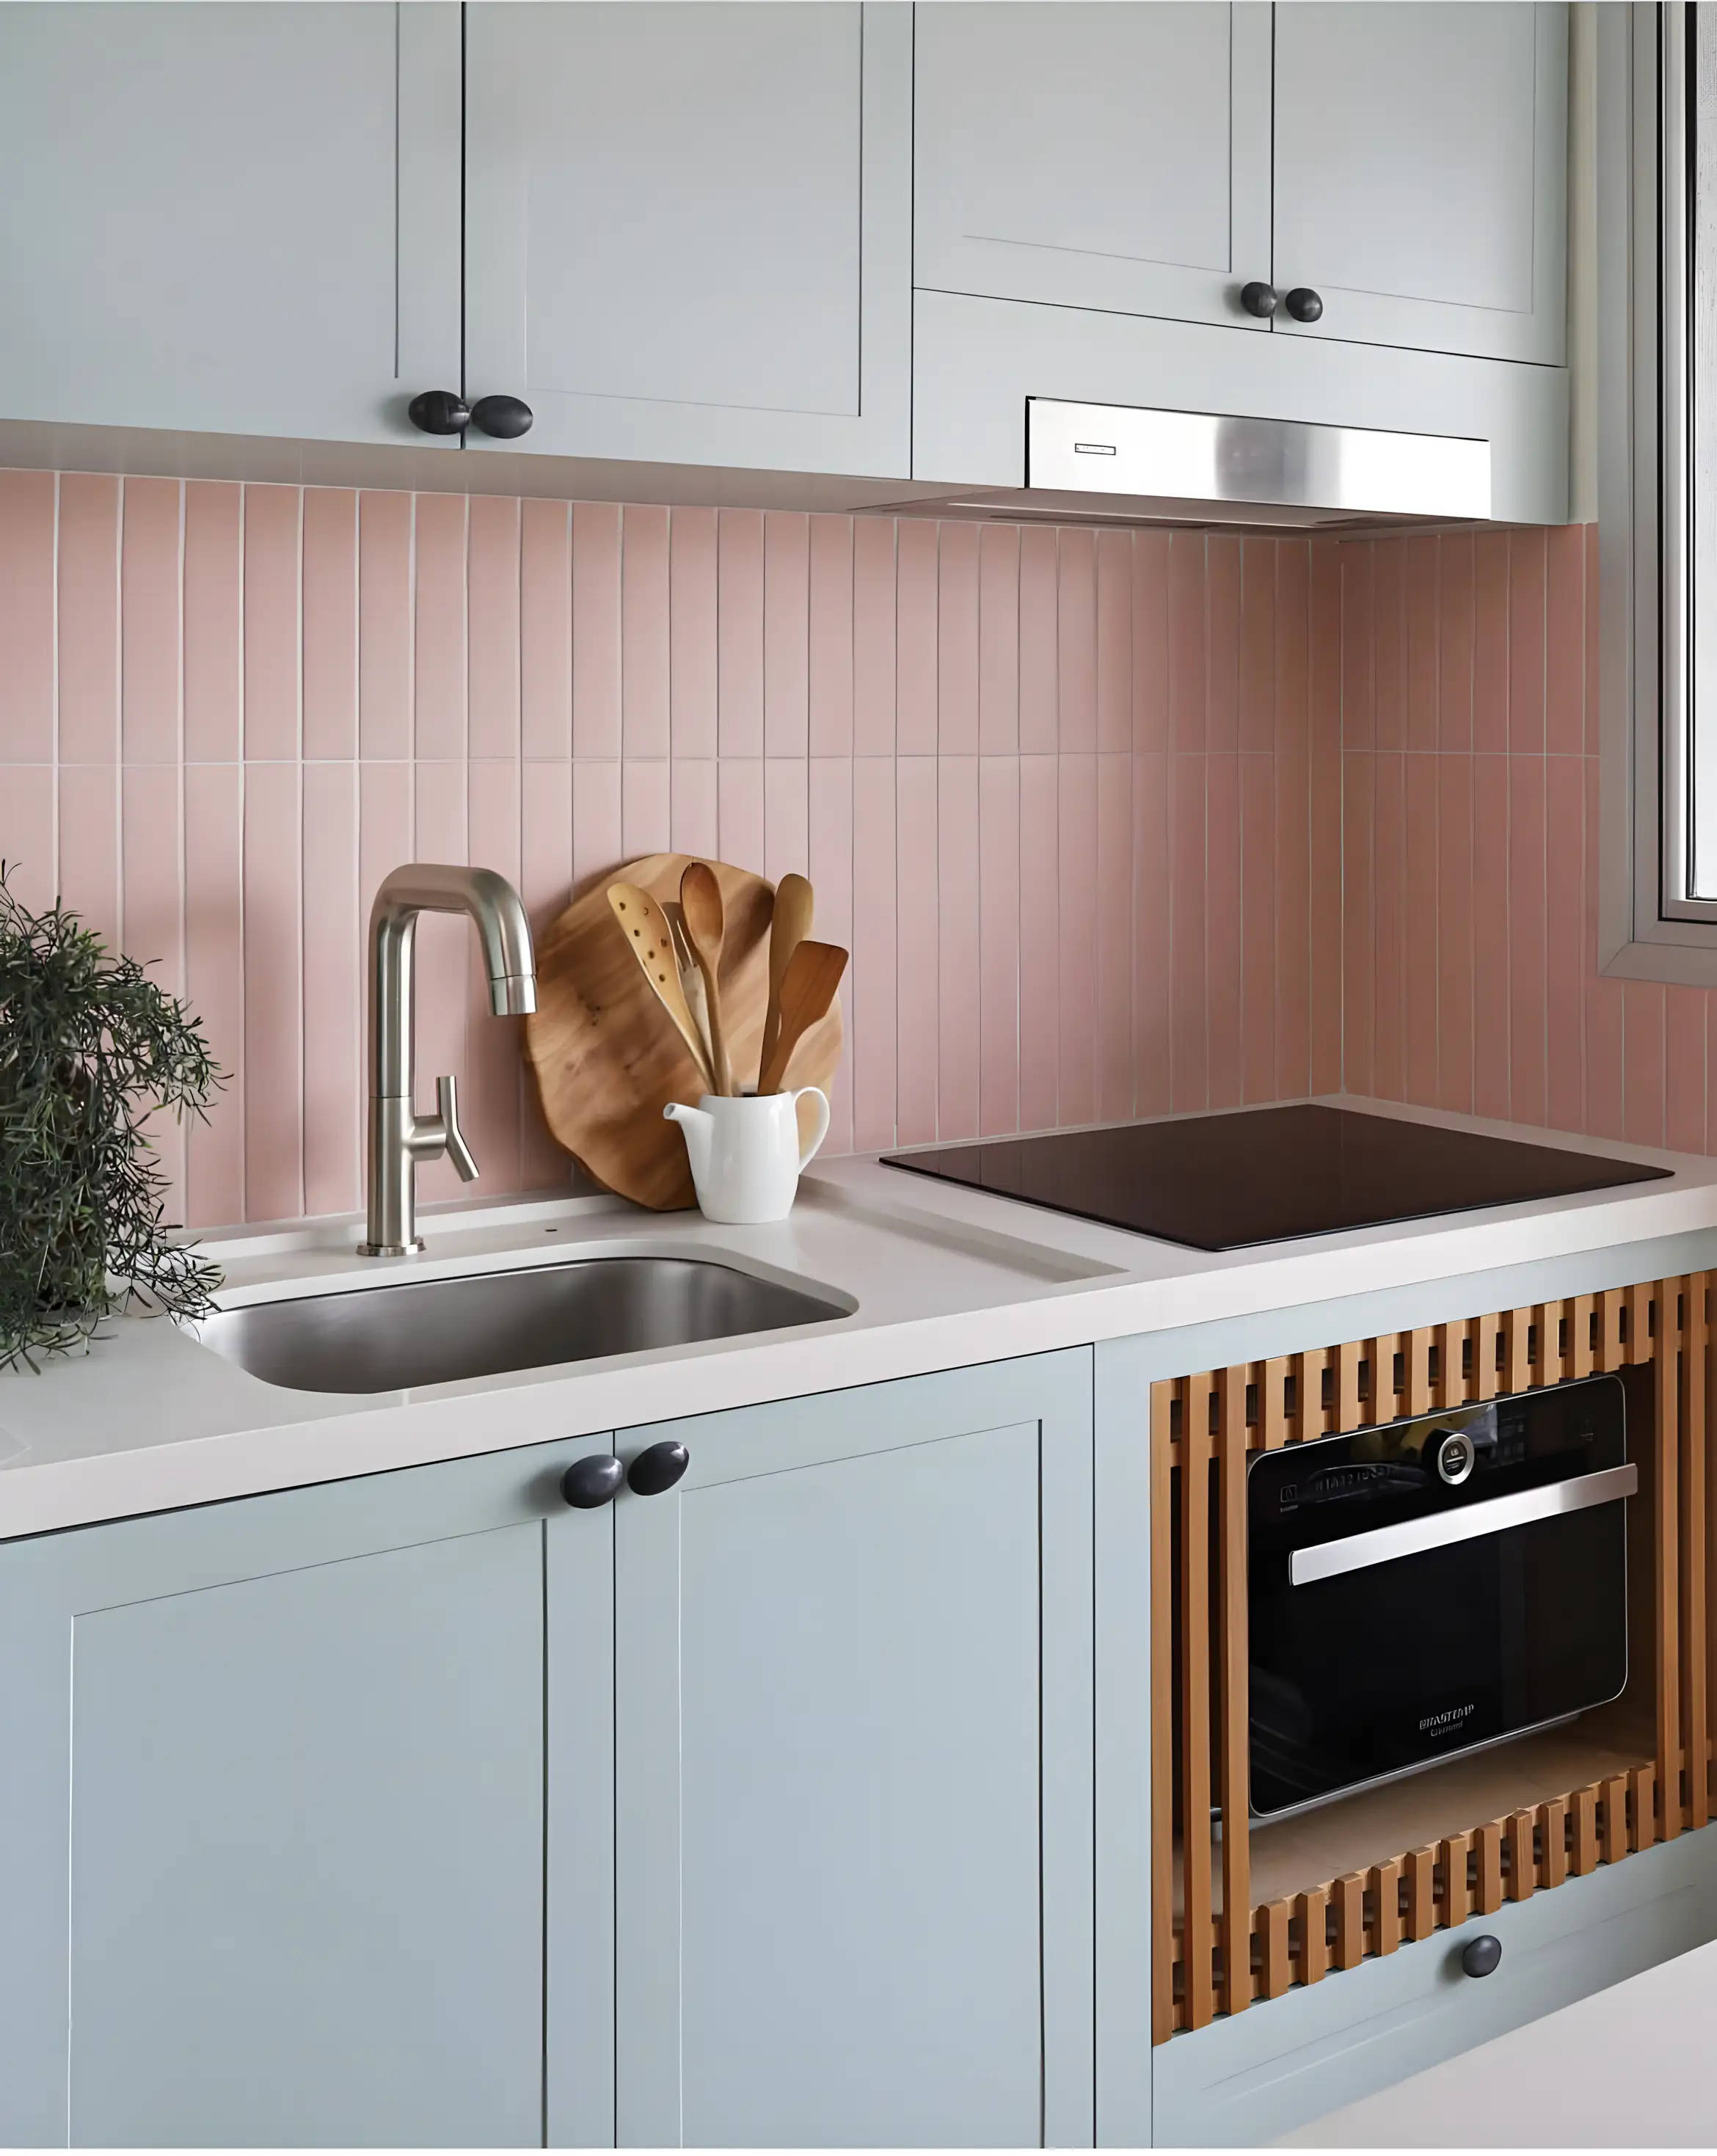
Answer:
[[22, 465, 1677, 1240]]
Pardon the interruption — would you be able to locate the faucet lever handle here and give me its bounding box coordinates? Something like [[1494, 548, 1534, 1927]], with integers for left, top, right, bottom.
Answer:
[[435, 1074, 480, 1182]]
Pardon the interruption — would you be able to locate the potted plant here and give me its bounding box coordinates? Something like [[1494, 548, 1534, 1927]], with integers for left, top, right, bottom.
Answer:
[[0, 868, 224, 1372]]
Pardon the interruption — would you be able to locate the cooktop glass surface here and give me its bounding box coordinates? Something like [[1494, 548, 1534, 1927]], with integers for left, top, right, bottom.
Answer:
[[879, 1105, 1671, 1252]]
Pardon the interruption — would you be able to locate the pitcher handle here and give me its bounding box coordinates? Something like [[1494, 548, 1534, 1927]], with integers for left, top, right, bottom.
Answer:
[[792, 1086, 831, 1168]]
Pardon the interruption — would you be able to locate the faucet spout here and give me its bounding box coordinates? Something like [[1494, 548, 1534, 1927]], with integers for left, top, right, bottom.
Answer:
[[360, 863, 539, 1256]]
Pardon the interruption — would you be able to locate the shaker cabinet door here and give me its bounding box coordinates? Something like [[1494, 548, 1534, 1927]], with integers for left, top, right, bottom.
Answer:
[[913, 2, 1275, 332], [0, 3, 462, 445], [611, 1353, 1095, 2148], [1271, 1, 1568, 365], [462, 2, 911, 476]]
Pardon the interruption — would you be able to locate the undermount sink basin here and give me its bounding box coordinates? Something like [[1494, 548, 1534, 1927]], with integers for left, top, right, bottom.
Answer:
[[198, 1256, 850, 1394]]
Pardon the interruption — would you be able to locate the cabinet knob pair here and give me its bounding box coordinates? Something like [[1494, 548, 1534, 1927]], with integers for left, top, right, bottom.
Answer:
[[560, 1441, 690, 1509], [1240, 283, 1324, 323], [407, 390, 534, 439]]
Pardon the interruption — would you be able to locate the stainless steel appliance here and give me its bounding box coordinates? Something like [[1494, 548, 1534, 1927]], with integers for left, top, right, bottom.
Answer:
[[1247, 1374, 1634, 1817]]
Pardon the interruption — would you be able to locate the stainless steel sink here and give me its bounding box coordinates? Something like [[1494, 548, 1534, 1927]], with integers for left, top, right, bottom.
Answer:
[[198, 1256, 849, 1394]]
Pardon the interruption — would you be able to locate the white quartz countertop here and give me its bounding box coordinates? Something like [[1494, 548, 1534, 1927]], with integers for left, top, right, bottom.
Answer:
[[6, 1093, 1717, 1542]]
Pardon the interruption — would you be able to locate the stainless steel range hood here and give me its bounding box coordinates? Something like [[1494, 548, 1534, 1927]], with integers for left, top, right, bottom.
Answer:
[[889, 396, 1494, 533]]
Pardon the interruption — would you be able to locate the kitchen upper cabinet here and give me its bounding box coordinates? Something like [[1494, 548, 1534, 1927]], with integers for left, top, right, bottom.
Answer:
[[0, 4, 462, 445], [611, 1352, 1095, 2148], [913, 4, 1275, 332], [0, 1447, 566, 2149], [1272, 2, 1567, 366], [462, 3, 911, 476]]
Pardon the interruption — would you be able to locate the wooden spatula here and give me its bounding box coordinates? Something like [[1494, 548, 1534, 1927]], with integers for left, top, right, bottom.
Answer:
[[760, 872, 814, 1081], [758, 939, 847, 1095], [607, 881, 715, 1092], [679, 862, 734, 1095]]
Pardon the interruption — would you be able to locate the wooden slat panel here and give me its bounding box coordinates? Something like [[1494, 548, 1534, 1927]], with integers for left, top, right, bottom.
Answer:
[[1333, 1874, 1366, 1970], [1217, 1366, 1250, 2017], [1405, 1328, 1433, 1416], [1503, 1306, 1531, 1395], [1683, 1275, 1710, 1830], [1433, 1320, 1465, 1407], [1335, 1339, 1363, 1430], [1629, 1763, 1657, 1854], [1629, 1280, 1654, 1366], [1178, 1372, 1216, 2028], [1295, 1887, 1328, 1986], [1256, 1900, 1293, 2001], [1571, 1292, 1596, 1379], [1540, 1797, 1567, 1889], [1290, 1347, 1323, 1441], [1533, 1301, 1556, 1385], [1438, 1829, 1473, 1927], [1474, 1821, 1504, 1913], [1148, 1380, 1177, 2047], [1472, 1311, 1502, 1401], [1603, 1774, 1629, 1863], [1599, 1288, 1625, 1372], [1572, 1783, 1600, 1875], [1655, 1286, 1683, 1841], [1369, 1859, 1401, 1955], [1404, 1846, 1437, 1940], [1260, 1355, 1291, 1449], [1506, 1810, 1535, 1899]]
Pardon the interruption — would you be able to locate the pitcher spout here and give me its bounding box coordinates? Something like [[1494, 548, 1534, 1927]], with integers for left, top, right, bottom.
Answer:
[[663, 1099, 715, 1179]]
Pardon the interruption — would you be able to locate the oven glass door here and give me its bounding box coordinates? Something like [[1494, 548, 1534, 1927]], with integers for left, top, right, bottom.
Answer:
[[1247, 1375, 1630, 1818]]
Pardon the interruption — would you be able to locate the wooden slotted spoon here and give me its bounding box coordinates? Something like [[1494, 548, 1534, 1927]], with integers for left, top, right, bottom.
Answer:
[[679, 861, 734, 1095], [606, 882, 715, 1093], [758, 940, 848, 1095]]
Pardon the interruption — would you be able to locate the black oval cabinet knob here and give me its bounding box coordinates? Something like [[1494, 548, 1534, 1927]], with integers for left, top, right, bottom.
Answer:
[[627, 1440, 690, 1497], [1240, 280, 1278, 318], [1285, 287, 1324, 324], [561, 1453, 625, 1509], [470, 393, 534, 440], [1460, 1934, 1502, 1979], [407, 389, 471, 435]]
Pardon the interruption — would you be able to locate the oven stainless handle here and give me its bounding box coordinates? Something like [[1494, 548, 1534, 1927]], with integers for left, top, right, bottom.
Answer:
[[1288, 1463, 1638, 1587]]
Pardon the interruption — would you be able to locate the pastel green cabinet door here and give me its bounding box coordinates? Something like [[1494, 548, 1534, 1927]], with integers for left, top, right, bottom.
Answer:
[[0, 1445, 595, 2149], [613, 1352, 1094, 2148]]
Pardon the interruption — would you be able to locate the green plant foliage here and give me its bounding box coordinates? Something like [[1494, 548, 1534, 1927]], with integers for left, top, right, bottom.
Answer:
[[0, 867, 225, 1372]]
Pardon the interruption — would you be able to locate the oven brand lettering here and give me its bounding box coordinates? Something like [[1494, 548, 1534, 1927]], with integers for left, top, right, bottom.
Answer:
[[1418, 1703, 1476, 1732]]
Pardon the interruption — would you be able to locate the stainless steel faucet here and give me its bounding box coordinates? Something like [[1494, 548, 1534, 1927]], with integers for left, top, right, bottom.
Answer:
[[360, 864, 537, 1256]]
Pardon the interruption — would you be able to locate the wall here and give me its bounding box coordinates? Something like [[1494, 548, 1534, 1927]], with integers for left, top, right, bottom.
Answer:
[[0, 470, 1341, 1228]]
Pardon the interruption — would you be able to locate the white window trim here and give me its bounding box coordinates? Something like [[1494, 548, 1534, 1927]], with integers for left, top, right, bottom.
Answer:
[[1600, 0, 1717, 981]]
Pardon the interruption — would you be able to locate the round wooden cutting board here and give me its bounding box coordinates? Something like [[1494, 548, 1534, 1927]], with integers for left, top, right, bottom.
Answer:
[[523, 854, 842, 1211]]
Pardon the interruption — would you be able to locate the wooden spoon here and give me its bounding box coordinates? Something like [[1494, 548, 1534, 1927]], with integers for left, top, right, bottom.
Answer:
[[758, 940, 847, 1096], [761, 872, 814, 1080], [606, 882, 714, 1092], [678, 862, 734, 1095], [663, 901, 716, 1078]]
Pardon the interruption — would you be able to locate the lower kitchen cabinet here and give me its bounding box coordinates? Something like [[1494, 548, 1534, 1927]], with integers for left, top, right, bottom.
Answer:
[[610, 1350, 1096, 2148]]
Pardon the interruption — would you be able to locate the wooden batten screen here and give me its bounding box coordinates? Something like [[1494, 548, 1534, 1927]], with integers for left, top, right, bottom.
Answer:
[[1150, 1278, 1717, 2042]]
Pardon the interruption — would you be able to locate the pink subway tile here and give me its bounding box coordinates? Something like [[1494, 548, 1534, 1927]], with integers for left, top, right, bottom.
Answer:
[[937, 520, 980, 756], [1018, 527, 1060, 754], [1274, 752, 1310, 1097], [1240, 753, 1276, 1104], [1096, 531, 1131, 754], [58, 762, 119, 949], [1470, 754, 1510, 1118], [0, 766, 55, 913], [979, 522, 1021, 757], [1132, 531, 1170, 754], [1275, 541, 1310, 760], [1623, 980, 1666, 1149], [1134, 751, 1172, 1115], [1437, 533, 1475, 753], [1666, 986, 1707, 1155], [669, 760, 719, 862], [1507, 529, 1547, 755], [936, 753, 981, 1141], [241, 759, 303, 1221], [1585, 524, 1602, 757], [1372, 539, 1404, 755], [894, 755, 939, 1143], [1340, 544, 1374, 753], [413, 493, 467, 760], [1404, 534, 1438, 754], [411, 760, 468, 1203], [894, 517, 938, 758], [1546, 522, 1585, 757], [1168, 532, 1208, 756], [0, 471, 56, 762], [1341, 751, 1374, 1099], [301, 488, 358, 760], [520, 499, 572, 762], [808, 515, 854, 757], [120, 478, 182, 765], [357, 490, 413, 761], [572, 501, 622, 761], [716, 757, 765, 878], [1308, 539, 1343, 763], [1055, 527, 1097, 754], [571, 759, 622, 892], [1170, 753, 1209, 1110], [1371, 749, 1405, 1102], [1205, 752, 1242, 1110], [1238, 538, 1276, 756], [520, 761, 575, 1191], [300, 760, 360, 1217], [1308, 749, 1344, 1093], [183, 762, 246, 1226], [978, 754, 1021, 1136], [241, 485, 300, 760], [1096, 749, 1134, 1121], [621, 505, 671, 762], [621, 758, 671, 862], [357, 759, 413, 936], [1436, 754, 1475, 1113], [762, 757, 809, 887], [762, 511, 809, 758], [1545, 751, 1586, 1132], [120, 760, 188, 1221], [1018, 752, 1060, 1130], [1583, 757, 1625, 1137], [1403, 751, 1439, 1107], [850, 757, 897, 1149], [809, 756, 856, 1153], [851, 517, 897, 757], [668, 506, 718, 760], [716, 509, 764, 757], [58, 473, 121, 764], [1205, 534, 1240, 757], [466, 757, 524, 1195], [1506, 753, 1547, 1126], [467, 495, 522, 760], [1471, 529, 1509, 755], [1056, 750, 1098, 1125]]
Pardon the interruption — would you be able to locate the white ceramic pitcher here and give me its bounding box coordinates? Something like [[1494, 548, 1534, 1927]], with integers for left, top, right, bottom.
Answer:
[[663, 1088, 831, 1224]]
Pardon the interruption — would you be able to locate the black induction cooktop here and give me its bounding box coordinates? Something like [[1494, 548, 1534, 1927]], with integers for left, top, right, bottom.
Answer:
[[880, 1105, 1671, 1252]]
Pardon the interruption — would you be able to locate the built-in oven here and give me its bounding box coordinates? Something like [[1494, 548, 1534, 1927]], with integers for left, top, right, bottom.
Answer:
[[1247, 1374, 1635, 1818]]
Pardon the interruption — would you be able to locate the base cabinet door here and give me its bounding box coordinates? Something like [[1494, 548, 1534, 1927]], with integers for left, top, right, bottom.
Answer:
[[0, 1447, 578, 2150], [611, 1353, 1095, 2149]]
